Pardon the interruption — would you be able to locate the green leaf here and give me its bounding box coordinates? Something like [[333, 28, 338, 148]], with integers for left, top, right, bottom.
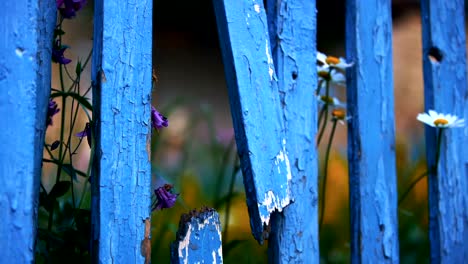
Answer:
[[49, 181, 71, 199], [214, 191, 242, 209], [54, 29, 65, 37], [62, 164, 77, 181], [50, 91, 92, 111], [41, 159, 88, 179], [39, 191, 53, 212], [223, 239, 244, 254], [75, 60, 82, 76]]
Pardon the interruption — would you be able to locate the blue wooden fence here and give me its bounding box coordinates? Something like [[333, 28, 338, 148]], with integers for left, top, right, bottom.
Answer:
[[1, 0, 467, 263], [345, 1, 399, 262]]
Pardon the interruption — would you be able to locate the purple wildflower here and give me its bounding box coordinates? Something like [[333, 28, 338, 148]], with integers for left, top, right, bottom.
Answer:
[[57, 0, 87, 19], [52, 41, 72, 65], [47, 100, 60, 127], [76, 122, 92, 147], [152, 184, 178, 211], [151, 106, 168, 130]]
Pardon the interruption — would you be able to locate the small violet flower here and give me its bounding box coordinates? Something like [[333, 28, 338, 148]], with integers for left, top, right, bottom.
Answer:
[[57, 0, 87, 19], [47, 100, 60, 127], [52, 41, 72, 65], [151, 106, 168, 130], [76, 122, 92, 147], [152, 184, 178, 211], [417, 110, 465, 128]]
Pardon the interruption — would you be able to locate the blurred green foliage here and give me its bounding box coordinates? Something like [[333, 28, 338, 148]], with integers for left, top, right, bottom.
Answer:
[[151, 101, 430, 263]]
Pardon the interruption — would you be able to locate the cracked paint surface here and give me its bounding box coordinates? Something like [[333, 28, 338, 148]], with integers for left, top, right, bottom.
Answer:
[[90, 0, 153, 263], [213, 0, 293, 242], [174, 211, 223, 263], [0, 1, 56, 263]]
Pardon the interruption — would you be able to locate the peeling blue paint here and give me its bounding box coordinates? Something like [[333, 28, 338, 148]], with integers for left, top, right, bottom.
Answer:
[[213, 0, 293, 243], [171, 210, 223, 264], [265, 0, 320, 263], [420, 0, 468, 262], [345, 0, 399, 262], [0, 1, 56, 262], [90, 0, 153, 262]]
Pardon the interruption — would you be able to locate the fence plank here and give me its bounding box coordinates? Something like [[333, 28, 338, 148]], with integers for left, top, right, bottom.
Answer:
[[265, 0, 319, 263], [90, 0, 153, 262], [345, 0, 399, 262], [171, 208, 223, 263], [213, 0, 293, 242], [0, 1, 56, 262], [420, 0, 468, 262]]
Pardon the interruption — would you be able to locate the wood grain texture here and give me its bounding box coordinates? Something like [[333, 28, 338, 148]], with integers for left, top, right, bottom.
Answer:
[[213, 0, 293, 243], [0, 1, 56, 262], [345, 0, 399, 262], [170, 209, 223, 264], [91, 0, 153, 262], [420, 0, 468, 262], [265, 0, 319, 263]]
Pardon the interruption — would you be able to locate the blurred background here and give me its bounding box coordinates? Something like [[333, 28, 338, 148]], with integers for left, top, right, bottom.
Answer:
[[42, 0, 468, 263]]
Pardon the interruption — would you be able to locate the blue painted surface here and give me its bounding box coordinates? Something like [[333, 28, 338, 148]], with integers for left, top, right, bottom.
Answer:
[[345, 0, 399, 262], [213, 0, 293, 243], [265, 0, 320, 263], [171, 210, 223, 263], [420, 0, 468, 262], [0, 1, 56, 262], [90, 0, 153, 262]]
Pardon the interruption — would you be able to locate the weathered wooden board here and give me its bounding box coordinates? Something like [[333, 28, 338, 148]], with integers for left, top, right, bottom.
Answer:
[[171, 209, 223, 263], [345, 0, 399, 262], [265, 0, 320, 263], [213, 0, 293, 242], [0, 0, 56, 263], [0, 1, 56, 262], [420, 0, 468, 262], [90, 0, 153, 262]]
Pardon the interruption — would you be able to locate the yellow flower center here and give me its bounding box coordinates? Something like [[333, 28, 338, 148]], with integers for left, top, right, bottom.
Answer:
[[433, 118, 448, 126], [326, 56, 340, 65], [318, 71, 330, 79], [320, 95, 334, 104], [332, 109, 346, 120]]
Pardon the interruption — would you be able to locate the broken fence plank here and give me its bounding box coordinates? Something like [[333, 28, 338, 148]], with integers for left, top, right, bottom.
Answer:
[[171, 208, 223, 264], [213, 0, 293, 243]]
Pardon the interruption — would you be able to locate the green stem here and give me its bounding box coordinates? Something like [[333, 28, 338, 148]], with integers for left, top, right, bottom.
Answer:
[[47, 63, 67, 240], [398, 128, 444, 205], [398, 171, 428, 205], [223, 157, 240, 243], [213, 137, 236, 204], [316, 80, 331, 146], [435, 128, 444, 170], [319, 119, 337, 231]]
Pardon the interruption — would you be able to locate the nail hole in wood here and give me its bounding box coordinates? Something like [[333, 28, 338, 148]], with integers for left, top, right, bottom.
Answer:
[[292, 71, 298, 80], [428, 47, 443, 63]]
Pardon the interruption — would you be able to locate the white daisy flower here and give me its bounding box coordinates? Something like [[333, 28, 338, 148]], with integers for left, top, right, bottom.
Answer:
[[417, 110, 465, 128], [317, 95, 346, 107], [317, 51, 353, 70], [317, 65, 346, 84]]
